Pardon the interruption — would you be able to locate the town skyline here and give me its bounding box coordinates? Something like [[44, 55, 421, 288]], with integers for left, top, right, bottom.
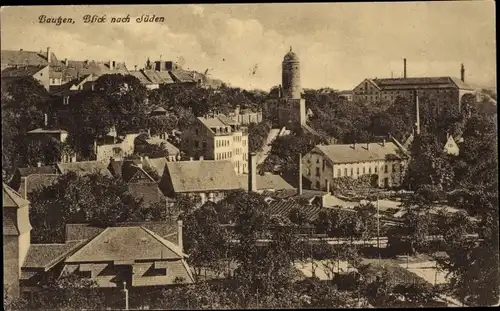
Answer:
[[1, 2, 496, 90]]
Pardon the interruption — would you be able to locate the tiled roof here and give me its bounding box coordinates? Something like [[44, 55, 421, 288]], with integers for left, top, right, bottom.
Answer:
[[169, 70, 196, 83], [372, 77, 473, 90], [65, 226, 184, 263], [128, 70, 154, 84], [63, 60, 129, 81], [215, 114, 239, 126], [316, 142, 404, 164], [65, 221, 178, 243], [164, 160, 240, 193], [238, 173, 295, 191], [128, 182, 165, 206], [1, 49, 61, 67], [56, 161, 112, 177], [145, 138, 180, 155], [141, 70, 175, 84], [1, 65, 46, 78], [17, 165, 58, 177], [22, 241, 86, 270], [144, 157, 168, 177], [197, 116, 228, 129], [3, 213, 19, 236], [267, 200, 323, 223], [3, 183, 29, 208], [17, 174, 59, 199]]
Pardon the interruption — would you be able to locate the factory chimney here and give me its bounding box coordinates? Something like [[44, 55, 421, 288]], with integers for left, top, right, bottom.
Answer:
[[403, 58, 407, 79], [46, 47, 51, 63], [298, 154, 303, 195], [461, 64, 465, 82], [415, 92, 421, 135], [248, 152, 257, 192]]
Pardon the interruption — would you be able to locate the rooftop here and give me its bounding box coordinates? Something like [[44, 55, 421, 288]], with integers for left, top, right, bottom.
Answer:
[[1, 65, 47, 78], [371, 76, 473, 90], [238, 173, 295, 191], [163, 160, 240, 193], [315, 142, 404, 164], [27, 128, 68, 134], [56, 161, 112, 177], [22, 241, 86, 270]]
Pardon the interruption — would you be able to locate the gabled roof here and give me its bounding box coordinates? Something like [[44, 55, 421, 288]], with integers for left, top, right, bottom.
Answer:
[[65, 226, 185, 263], [144, 157, 168, 177], [315, 142, 404, 164], [1, 65, 47, 78], [56, 161, 112, 177], [169, 70, 196, 83], [145, 138, 180, 155], [141, 70, 175, 84], [127, 183, 165, 206], [1, 49, 61, 67], [164, 160, 240, 193], [16, 165, 58, 177], [22, 241, 87, 270], [238, 173, 295, 191], [3, 183, 29, 208]]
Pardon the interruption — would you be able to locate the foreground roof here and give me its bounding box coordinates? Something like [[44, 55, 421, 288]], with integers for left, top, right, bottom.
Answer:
[[65, 226, 185, 263], [22, 241, 87, 270]]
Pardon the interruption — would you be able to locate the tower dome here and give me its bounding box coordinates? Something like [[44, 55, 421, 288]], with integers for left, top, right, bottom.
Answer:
[[282, 46, 301, 99]]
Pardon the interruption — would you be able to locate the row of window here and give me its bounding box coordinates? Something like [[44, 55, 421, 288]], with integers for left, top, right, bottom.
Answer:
[[310, 163, 401, 178], [216, 151, 232, 160], [216, 139, 231, 148], [233, 135, 242, 142]]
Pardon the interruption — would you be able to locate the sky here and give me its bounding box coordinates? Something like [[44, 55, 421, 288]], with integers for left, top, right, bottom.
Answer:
[[1, 2, 496, 91]]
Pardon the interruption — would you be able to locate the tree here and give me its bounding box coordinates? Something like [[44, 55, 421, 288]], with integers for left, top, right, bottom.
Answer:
[[29, 172, 145, 243], [147, 114, 178, 136], [247, 121, 272, 153]]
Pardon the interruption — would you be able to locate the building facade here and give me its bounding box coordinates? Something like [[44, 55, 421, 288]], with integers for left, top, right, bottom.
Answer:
[[180, 115, 249, 174], [303, 141, 408, 190], [352, 64, 475, 112]]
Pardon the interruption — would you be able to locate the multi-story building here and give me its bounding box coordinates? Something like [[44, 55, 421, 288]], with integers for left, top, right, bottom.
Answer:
[[303, 140, 408, 190], [180, 115, 249, 174], [352, 62, 475, 112], [1, 65, 50, 90]]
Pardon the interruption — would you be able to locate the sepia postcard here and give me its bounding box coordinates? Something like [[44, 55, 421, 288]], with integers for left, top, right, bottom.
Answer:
[[1, 2, 498, 310]]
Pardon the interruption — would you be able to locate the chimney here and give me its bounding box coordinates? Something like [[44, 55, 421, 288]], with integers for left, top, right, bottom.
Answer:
[[326, 179, 330, 194], [248, 152, 257, 192], [353, 142, 356, 149], [37, 162, 42, 167], [298, 154, 303, 195], [46, 47, 51, 63], [177, 220, 183, 251], [383, 139, 386, 146], [461, 64, 465, 82], [108, 61, 113, 70], [199, 156, 204, 161], [366, 143, 370, 150], [44, 113, 48, 127], [134, 65, 137, 71], [189, 157, 194, 161], [416, 94, 421, 135], [112, 61, 116, 69], [403, 58, 407, 78]]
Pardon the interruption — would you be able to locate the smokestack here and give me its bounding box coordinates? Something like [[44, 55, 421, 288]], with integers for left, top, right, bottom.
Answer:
[[403, 58, 407, 78], [44, 113, 48, 127], [177, 220, 183, 251], [298, 154, 303, 195], [461, 64, 465, 82], [46, 47, 51, 63], [416, 93, 421, 135], [248, 152, 257, 192]]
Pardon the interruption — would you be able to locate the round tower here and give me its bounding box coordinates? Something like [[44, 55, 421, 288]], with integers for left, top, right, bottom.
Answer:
[[282, 46, 301, 99]]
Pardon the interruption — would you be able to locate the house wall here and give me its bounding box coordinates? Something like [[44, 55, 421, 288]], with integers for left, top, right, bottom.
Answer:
[[352, 80, 381, 103], [33, 66, 50, 91]]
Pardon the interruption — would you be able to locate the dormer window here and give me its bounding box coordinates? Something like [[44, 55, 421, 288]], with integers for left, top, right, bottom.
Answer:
[[63, 96, 70, 105]]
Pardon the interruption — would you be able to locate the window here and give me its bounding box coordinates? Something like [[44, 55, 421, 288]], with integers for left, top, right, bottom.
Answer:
[[322, 160, 326, 171], [316, 181, 320, 189], [316, 158, 320, 164], [384, 165, 388, 173], [337, 169, 341, 177], [195, 128, 199, 135], [375, 166, 378, 173], [316, 167, 320, 177], [368, 167, 372, 174], [392, 164, 396, 172], [357, 167, 359, 175], [351, 168, 353, 176], [363, 167, 366, 174], [344, 168, 347, 176]]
